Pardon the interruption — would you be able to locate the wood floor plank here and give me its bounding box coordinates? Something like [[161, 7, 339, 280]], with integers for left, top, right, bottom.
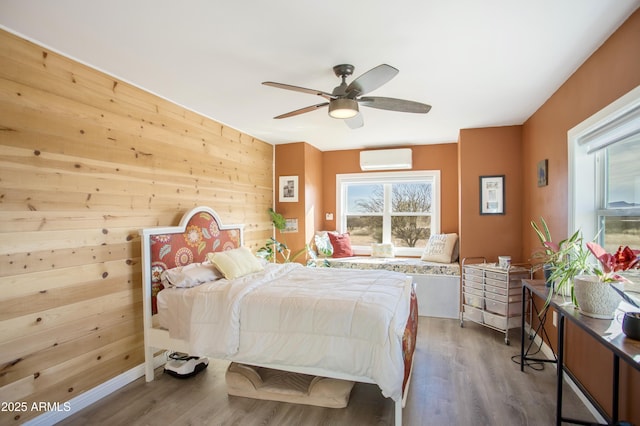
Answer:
[[56, 317, 596, 426]]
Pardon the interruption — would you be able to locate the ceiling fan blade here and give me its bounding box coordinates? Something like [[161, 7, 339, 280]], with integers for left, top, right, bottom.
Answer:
[[358, 96, 432, 114], [344, 113, 364, 129], [273, 102, 329, 119], [345, 64, 399, 97], [262, 81, 335, 100]]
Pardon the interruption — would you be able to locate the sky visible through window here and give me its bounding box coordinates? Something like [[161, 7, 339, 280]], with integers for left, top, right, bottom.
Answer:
[[347, 184, 382, 212], [607, 135, 640, 207]]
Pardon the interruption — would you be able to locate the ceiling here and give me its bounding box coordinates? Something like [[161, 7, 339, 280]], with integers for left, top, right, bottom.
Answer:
[[1, 1, 638, 152]]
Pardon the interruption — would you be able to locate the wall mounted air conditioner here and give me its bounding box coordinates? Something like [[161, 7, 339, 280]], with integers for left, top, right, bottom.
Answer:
[[360, 148, 412, 171]]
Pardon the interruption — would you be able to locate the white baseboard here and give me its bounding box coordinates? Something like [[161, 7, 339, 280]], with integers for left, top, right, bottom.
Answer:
[[24, 354, 166, 426], [524, 323, 606, 424]]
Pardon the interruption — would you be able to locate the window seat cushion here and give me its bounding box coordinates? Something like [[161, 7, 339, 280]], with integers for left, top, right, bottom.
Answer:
[[313, 256, 460, 276]]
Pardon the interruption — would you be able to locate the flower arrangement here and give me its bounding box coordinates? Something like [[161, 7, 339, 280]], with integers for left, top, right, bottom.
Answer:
[[531, 217, 640, 315], [586, 242, 640, 282]]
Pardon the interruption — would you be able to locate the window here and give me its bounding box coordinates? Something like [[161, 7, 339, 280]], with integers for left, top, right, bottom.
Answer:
[[337, 171, 440, 256], [596, 135, 640, 252], [569, 86, 640, 253]]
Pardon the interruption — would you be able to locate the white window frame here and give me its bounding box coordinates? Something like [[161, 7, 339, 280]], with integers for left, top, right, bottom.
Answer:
[[336, 170, 441, 257], [568, 85, 640, 242]]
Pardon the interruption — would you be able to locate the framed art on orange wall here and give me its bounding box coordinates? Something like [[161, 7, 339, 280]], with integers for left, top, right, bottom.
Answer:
[[480, 175, 505, 215]]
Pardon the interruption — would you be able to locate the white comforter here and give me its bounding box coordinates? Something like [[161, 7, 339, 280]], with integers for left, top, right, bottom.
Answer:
[[157, 262, 412, 401]]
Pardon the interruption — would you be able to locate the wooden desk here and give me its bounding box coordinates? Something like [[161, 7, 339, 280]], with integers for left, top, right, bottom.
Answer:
[[521, 279, 640, 426]]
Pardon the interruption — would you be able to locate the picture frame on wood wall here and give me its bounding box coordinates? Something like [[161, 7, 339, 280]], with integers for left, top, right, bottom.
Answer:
[[279, 176, 298, 202], [479, 175, 505, 215]]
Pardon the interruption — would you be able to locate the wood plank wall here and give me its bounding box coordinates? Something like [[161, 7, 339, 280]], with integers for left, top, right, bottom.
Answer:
[[0, 29, 273, 424]]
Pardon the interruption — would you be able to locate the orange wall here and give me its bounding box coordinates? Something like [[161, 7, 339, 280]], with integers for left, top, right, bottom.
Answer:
[[274, 142, 323, 262], [522, 9, 640, 421], [458, 126, 523, 263], [321, 143, 459, 234], [303, 143, 324, 243]]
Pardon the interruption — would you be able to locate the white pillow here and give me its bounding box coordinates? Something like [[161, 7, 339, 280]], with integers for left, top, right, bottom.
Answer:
[[421, 233, 459, 263], [371, 243, 394, 258], [161, 262, 223, 288], [207, 247, 264, 280]]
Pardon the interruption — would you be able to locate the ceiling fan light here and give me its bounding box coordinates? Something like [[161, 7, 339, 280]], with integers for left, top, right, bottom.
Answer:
[[328, 98, 359, 119]]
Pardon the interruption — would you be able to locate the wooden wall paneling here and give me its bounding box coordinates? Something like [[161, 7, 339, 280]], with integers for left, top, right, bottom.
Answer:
[[0, 27, 273, 424], [0, 306, 142, 388]]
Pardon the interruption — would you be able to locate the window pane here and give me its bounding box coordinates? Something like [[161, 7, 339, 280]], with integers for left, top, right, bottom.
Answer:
[[603, 216, 640, 252], [346, 216, 382, 245], [392, 183, 432, 213], [391, 216, 431, 248], [346, 184, 383, 213], [606, 136, 640, 208]]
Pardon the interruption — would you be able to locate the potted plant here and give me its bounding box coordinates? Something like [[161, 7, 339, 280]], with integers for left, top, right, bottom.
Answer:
[[530, 217, 588, 294], [257, 208, 307, 263], [573, 242, 640, 318], [542, 229, 595, 309], [530, 217, 559, 285]]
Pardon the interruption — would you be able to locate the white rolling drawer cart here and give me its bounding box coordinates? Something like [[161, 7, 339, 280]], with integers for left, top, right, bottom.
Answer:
[[460, 258, 532, 344]]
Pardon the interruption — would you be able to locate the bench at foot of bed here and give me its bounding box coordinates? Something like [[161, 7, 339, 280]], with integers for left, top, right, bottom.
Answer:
[[225, 362, 355, 408]]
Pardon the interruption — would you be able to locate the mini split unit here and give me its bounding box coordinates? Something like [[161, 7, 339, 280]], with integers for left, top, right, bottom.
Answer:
[[359, 148, 412, 171]]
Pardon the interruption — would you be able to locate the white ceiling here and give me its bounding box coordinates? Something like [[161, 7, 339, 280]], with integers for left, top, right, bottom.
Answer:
[[1, 1, 638, 152]]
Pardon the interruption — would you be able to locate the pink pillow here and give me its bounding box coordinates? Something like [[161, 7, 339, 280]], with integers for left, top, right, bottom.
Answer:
[[328, 232, 353, 258]]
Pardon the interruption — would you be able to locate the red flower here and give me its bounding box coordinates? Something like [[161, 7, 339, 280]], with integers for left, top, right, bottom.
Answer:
[[586, 242, 640, 281]]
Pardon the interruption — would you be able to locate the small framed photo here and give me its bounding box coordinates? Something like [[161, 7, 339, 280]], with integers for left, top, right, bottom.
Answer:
[[283, 218, 298, 233], [480, 175, 505, 215], [279, 176, 298, 203], [537, 159, 548, 187]]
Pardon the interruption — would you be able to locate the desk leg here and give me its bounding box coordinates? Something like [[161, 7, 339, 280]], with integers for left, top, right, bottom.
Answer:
[[556, 313, 565, 426], [520, 285, 527, 372], [612, 354, 619, 424]]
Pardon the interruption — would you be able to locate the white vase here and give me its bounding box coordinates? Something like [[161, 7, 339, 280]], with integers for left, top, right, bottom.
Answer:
[[573, 275, 621, 319]]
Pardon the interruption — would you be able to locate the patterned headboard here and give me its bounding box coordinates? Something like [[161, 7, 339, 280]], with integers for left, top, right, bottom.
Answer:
[[140, 206, 243, 314]]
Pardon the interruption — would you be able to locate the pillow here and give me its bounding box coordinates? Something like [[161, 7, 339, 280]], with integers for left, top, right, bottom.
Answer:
[[421, 233, 459, 263], [207, 246, 264, 280], [371, 243, 394, 258], [328, 232, 353, 258], [314, 231, 334, 257], [161, 262, 223, 288]]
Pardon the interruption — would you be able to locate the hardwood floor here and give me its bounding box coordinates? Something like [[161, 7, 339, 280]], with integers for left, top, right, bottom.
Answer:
[[58, 317, 595, 426]]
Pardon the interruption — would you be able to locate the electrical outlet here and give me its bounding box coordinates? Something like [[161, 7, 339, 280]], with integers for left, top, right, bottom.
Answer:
[[553, 311, 558, 327]]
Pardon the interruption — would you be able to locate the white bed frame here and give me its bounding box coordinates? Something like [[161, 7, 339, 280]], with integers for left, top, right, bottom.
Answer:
[[139, 206, 412, 425]]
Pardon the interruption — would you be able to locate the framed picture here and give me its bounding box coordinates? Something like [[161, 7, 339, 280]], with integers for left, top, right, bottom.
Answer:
[[279, 175, 298, 202], [537, 159, 548, 187], [283, 218, 298, 233], [479, 175, 505, 215]]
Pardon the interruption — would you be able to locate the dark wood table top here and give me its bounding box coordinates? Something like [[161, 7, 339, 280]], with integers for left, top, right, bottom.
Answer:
[[523, 279, 640, 369]]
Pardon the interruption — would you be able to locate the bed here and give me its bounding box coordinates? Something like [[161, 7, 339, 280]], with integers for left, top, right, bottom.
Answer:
[[140, 206, 418, 425]]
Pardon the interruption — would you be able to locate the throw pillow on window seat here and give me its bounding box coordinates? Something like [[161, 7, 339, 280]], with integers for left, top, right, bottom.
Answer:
[[421, 233, 459, 263], [371, 243, 395, 258], [328, 232, 353, 258], [314, 231, 334, 257]]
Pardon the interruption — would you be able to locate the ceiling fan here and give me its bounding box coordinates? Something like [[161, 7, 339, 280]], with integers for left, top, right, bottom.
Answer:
[[262, 64, 431, 129]]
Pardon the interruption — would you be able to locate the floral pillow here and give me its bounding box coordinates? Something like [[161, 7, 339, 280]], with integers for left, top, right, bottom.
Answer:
[[314, 231, 334, 257]]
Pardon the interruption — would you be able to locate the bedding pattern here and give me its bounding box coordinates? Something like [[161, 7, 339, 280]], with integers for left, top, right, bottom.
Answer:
[[157, 262, 413, 401]]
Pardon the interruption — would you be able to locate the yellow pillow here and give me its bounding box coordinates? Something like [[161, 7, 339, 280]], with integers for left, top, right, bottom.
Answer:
[[207, 247, 264, 280]]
